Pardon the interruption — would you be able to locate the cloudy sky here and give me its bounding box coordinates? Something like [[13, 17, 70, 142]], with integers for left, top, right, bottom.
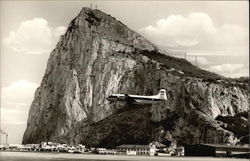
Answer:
[[0, 1, 249, 144]]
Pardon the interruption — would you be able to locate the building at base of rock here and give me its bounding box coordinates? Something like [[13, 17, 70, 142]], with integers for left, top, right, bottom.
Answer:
[[184, 144, 250, 158], [116, 144, 157, 155]]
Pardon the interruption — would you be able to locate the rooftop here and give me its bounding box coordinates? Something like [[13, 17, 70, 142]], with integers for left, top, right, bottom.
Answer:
[[197, 144, 250, 149], [117, 144, 155, 149]]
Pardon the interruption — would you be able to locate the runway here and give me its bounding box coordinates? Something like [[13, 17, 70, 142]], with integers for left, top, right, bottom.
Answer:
[[0, 151, 248, 161]]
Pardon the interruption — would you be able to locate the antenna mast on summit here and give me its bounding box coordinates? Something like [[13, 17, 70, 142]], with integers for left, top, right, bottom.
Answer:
[[90, 3, 92, 9], [95, 5, 97, 9]]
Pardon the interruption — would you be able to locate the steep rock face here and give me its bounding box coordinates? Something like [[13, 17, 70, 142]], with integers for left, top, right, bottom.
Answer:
[[23, 8, 249, 147]]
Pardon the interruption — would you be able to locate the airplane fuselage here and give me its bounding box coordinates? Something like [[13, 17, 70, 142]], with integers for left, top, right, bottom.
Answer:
[[107, 94, 163, 104], [107, 89, 167, 104]]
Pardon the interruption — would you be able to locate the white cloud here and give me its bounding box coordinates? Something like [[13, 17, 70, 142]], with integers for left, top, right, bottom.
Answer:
[[227, 72, 249, 78], [4, 18, 66, 54], [54, 26, 67, 38], [209, 63, 244, 73], [208, 63, 249, 78], [2, 80, 38, 105], [139, 12, 248, 55], [1, 80, 38, 126], [1, 108, 28, 125]]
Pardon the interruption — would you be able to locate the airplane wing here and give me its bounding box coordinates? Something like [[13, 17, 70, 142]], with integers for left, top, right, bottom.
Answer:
[[124, 94, 136, 104]]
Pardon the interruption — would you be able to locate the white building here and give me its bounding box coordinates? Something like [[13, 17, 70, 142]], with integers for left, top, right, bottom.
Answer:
[[116, 144, 157, 155]]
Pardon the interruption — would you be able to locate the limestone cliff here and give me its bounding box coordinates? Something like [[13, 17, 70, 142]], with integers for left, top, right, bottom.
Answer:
[[23, 8, 249, 147]]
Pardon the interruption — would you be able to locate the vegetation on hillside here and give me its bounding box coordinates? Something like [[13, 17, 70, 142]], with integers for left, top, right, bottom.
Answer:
[[234, 77, 249, 84], [138, 50, 223, 79], [216, 111, 249, 137], [137, 50, 249, 84]]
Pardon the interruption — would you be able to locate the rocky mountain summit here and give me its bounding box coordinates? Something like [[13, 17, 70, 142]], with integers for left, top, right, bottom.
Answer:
[[23, 8, 249, 147]]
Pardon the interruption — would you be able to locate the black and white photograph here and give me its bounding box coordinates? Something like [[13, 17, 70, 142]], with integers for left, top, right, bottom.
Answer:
[[0, 1, 249, 161]]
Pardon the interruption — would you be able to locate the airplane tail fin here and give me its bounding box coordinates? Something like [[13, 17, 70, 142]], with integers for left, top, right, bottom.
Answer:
[[158, 89, 167, 100]]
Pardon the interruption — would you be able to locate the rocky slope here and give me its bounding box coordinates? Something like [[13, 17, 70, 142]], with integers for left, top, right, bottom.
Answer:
[[23, 8, 249, 147]]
